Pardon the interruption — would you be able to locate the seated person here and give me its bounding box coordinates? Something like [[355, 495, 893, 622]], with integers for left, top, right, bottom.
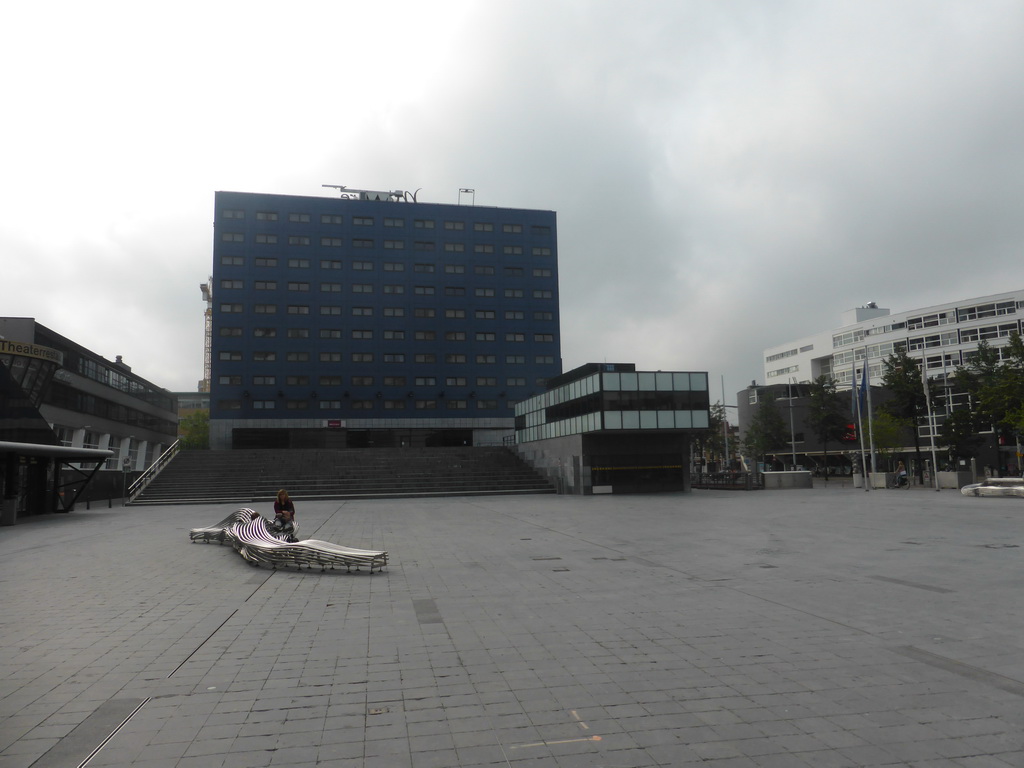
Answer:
[[271, 489, 297, 541]]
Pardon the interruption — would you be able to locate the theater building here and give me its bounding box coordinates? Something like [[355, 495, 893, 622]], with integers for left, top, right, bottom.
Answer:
[[0, 318, 178, 523], [209, 189, 561, 450]]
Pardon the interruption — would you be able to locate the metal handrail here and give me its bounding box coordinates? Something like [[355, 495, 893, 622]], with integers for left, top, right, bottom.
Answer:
[[691, 471, 763, 490], [128, 439, 181, 502]]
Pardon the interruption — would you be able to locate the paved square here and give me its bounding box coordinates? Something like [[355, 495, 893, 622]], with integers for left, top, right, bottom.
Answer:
[[1, 486, 1022, 767]]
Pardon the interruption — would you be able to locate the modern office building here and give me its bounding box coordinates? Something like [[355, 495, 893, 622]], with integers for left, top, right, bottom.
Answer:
[[0, 318, 178, 521], [762, 290, 1024, 390], [758, 289, 1024, 470], [514, 363, 710, 493], [209, 190, 561, 450]]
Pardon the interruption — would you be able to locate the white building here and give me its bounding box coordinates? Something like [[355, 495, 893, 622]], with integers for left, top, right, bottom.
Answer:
[[762, 290, 1024, 391]]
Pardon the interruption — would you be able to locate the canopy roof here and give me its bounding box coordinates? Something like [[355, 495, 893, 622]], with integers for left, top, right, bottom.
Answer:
[[0, 441, 113, 460]]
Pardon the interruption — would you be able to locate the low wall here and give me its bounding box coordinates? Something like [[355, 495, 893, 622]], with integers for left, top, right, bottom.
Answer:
[[761, 470, 813, 489], [514, 435, 586, 494], [938, 470, 974, 489]]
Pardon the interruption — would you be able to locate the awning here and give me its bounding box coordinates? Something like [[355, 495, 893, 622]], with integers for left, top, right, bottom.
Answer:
[[0, 441, 113, 460]]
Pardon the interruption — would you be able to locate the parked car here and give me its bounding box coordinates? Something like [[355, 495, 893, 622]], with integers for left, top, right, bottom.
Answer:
[[960, 477, 1024, 498]]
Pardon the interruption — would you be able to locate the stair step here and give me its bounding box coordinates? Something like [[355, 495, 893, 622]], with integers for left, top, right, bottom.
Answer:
[[131, 447, 554, 504]]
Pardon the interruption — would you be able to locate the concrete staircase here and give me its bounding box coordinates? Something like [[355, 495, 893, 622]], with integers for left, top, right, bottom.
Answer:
[[130, 446, 555, 505]]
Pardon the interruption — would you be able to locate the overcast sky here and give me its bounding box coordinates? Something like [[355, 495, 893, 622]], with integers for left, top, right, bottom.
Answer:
[[4, 1, 1023, 403]]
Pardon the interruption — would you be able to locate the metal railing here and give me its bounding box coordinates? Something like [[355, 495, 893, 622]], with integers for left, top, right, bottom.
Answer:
[[127, 439, 180, 503], [691, 472, 763, 490]]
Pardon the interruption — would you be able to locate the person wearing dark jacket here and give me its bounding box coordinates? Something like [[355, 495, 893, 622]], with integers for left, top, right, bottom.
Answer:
[[272, 489, 297, 541]]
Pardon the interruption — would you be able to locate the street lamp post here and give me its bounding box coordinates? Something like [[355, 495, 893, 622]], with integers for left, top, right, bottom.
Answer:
[[720, 375, 738, 470], [788, 378, 797, 470]]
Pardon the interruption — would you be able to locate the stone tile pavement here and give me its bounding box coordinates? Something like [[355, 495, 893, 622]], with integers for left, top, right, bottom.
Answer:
[[1, 486, 1022, 767]]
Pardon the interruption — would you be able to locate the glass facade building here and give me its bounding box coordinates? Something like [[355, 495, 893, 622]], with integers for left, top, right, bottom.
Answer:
[[514, 363, 710, 494], [210, 191, 561, 449], [515, 367, 710, 442]]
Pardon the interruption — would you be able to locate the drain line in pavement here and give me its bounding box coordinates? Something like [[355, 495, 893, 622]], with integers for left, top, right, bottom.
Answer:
[[45, 576, 274, 767], [68, 606, 245, 767], [165, 571, 271, 680], [166, 607, 241, 678], [76, 698, 150, 768], [29, 698, 149, 768]]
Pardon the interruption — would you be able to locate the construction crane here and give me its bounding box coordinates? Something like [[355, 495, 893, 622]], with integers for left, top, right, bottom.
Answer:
[[199, 278, 213, 392]]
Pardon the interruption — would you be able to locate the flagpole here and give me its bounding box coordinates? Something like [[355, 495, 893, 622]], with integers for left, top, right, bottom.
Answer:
[[721, 375, 728, 470], [864, 346, 877, 483], [788, 377, 797, 469], [854, 354, 869, 491], [920, 353, 941, 492]]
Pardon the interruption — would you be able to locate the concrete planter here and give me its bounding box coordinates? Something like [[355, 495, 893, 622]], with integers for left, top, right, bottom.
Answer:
[[870, 473, 891, 489], [761, 470, 813, 489]]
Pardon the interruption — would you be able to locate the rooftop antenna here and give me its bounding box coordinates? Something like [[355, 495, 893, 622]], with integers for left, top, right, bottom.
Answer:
[[322, 184, 347, 196]]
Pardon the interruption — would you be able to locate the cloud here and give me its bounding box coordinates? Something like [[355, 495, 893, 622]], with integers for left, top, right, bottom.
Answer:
[[3, 0, 1023, 401]]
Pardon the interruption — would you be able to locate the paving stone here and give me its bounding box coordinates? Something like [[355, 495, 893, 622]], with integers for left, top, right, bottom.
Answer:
[[2, 489, 1024, 767]]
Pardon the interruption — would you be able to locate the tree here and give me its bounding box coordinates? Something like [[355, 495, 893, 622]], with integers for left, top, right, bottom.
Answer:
[[881, 348, 935, 482], [871, 410, 911, 471], [693, 401, 726, 469], [805, 375, 850, 481], [972, 334, 1024, 436], [952, 333, 1024, 471], [743, 392, 789, 469], [179, 411, 209, 449], [939, 409, 983, 465]]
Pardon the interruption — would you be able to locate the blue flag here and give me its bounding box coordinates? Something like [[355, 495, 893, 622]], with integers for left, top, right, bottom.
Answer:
[[851, 360, 868, 416], [859, 360, 868, 414], [851, 358, 858, 415]]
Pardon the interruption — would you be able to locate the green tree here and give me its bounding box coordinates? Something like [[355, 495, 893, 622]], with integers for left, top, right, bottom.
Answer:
[[871, 410, 910, 471], [952, 339, 1001, 414], [806, 375, 849, 482], [952, 334, 1024, 469], [939, 409, 983, 464], [692, 402, 731, 473], [881, 348, 936, 482], [179, 410, 210, 450], [743, 392, 789, 469], [973, 334, 1024, 436]]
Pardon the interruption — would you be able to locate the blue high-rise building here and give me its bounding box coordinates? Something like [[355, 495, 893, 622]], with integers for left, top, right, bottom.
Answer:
[[209, 190, 561, 449]]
